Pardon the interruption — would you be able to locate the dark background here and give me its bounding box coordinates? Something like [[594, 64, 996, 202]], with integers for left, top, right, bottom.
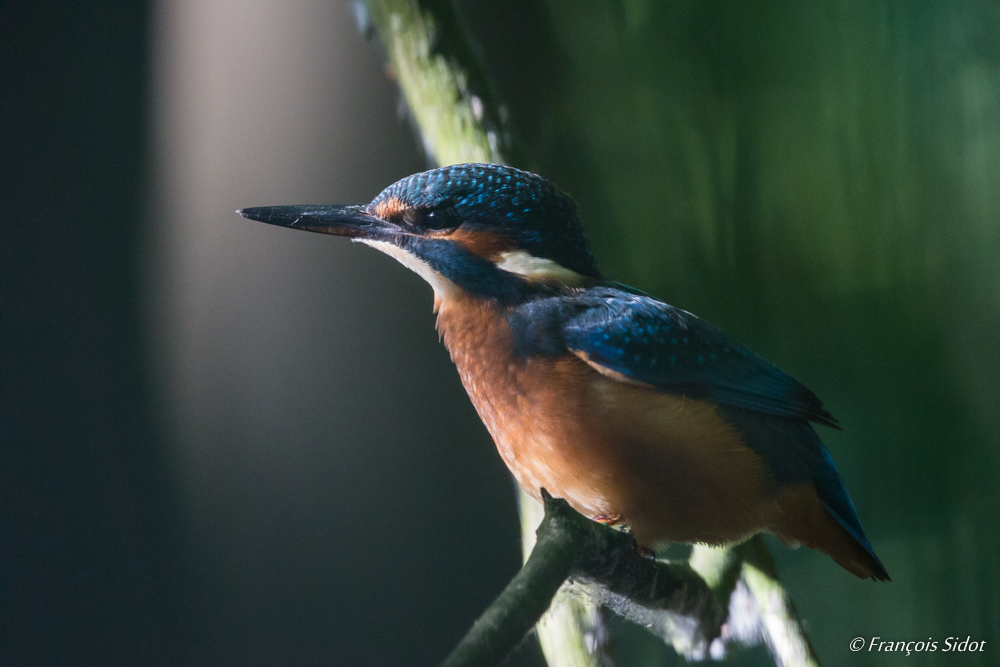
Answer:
[[3, 1, 998, 665]]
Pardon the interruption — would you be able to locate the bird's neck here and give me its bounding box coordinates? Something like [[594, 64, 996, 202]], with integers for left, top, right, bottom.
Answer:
[[433, 292, 530, 473], [434, 293, 512, 367]]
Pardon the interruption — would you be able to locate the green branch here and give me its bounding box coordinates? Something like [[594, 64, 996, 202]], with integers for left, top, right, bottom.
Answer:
[[361, 0, 521, 167], [518, 488, 611, 666], [741, 538, 822, 667], [443, 491, 727, 667]]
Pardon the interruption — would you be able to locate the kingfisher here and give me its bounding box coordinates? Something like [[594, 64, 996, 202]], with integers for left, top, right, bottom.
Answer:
[[239, 163, 889, 581]]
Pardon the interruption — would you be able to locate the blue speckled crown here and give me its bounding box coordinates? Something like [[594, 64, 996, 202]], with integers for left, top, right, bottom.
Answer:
[[370, 164, 601, 279]]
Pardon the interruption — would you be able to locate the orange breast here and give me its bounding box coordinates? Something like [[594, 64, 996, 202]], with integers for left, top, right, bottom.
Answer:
[[436, 295, 779, 547]]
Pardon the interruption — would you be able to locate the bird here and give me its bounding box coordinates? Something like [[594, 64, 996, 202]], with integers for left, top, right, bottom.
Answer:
[[239, 163, 889, 581]]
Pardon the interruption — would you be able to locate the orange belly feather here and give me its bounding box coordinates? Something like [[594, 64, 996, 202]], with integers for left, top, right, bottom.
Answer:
[[437, 295, 780, 547]]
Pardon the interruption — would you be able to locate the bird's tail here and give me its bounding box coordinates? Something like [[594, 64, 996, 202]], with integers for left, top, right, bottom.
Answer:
[[774, 448, 890, 581]]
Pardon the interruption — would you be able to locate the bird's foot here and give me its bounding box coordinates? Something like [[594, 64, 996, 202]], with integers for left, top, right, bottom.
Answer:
[[591, 515, 655, 558], [633, 543, 657, 559], [593, 514, 624, 526]]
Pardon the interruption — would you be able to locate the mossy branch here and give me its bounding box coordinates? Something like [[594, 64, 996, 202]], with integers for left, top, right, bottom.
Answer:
[[361, 0, 521, 167], [442, 491, 727, 667]]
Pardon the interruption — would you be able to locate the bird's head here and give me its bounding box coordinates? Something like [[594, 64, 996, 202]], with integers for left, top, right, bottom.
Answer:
[[239, 164, 601, 305]]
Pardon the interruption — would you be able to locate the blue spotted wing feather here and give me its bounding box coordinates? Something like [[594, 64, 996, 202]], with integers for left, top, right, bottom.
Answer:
[[507, 287, 888, 577], [556, 287, 838, 428]]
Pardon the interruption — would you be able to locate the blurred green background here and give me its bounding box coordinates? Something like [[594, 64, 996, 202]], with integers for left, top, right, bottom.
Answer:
[[464, 1, 1000, 662], [4, 0, 997, 665]]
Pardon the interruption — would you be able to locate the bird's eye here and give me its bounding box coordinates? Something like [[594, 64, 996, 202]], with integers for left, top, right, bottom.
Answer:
[[419, 206, 461, 231]]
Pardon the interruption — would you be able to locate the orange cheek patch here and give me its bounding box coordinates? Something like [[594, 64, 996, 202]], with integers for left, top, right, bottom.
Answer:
[[373, 196, 407, 221], [447, 226, 516, 261]]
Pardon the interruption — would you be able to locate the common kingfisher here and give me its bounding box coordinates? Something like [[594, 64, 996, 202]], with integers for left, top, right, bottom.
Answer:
[[239, 163, 889, 581]]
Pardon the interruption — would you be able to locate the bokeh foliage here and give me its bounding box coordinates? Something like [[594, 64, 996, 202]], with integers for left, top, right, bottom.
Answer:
[[461, 0, 999, 664]]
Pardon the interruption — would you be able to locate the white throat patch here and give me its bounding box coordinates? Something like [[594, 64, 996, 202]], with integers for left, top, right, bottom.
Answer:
[[495, 250, 586, 286], [360, 239, 459, 300]]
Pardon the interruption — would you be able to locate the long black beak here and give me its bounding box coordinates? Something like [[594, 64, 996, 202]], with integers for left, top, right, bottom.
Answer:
[[237, 205, 394, 239]]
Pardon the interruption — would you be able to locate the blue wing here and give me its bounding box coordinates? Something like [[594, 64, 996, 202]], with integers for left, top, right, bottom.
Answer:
[[506, 286, 888, 578], [546, 286, 837, 427]]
